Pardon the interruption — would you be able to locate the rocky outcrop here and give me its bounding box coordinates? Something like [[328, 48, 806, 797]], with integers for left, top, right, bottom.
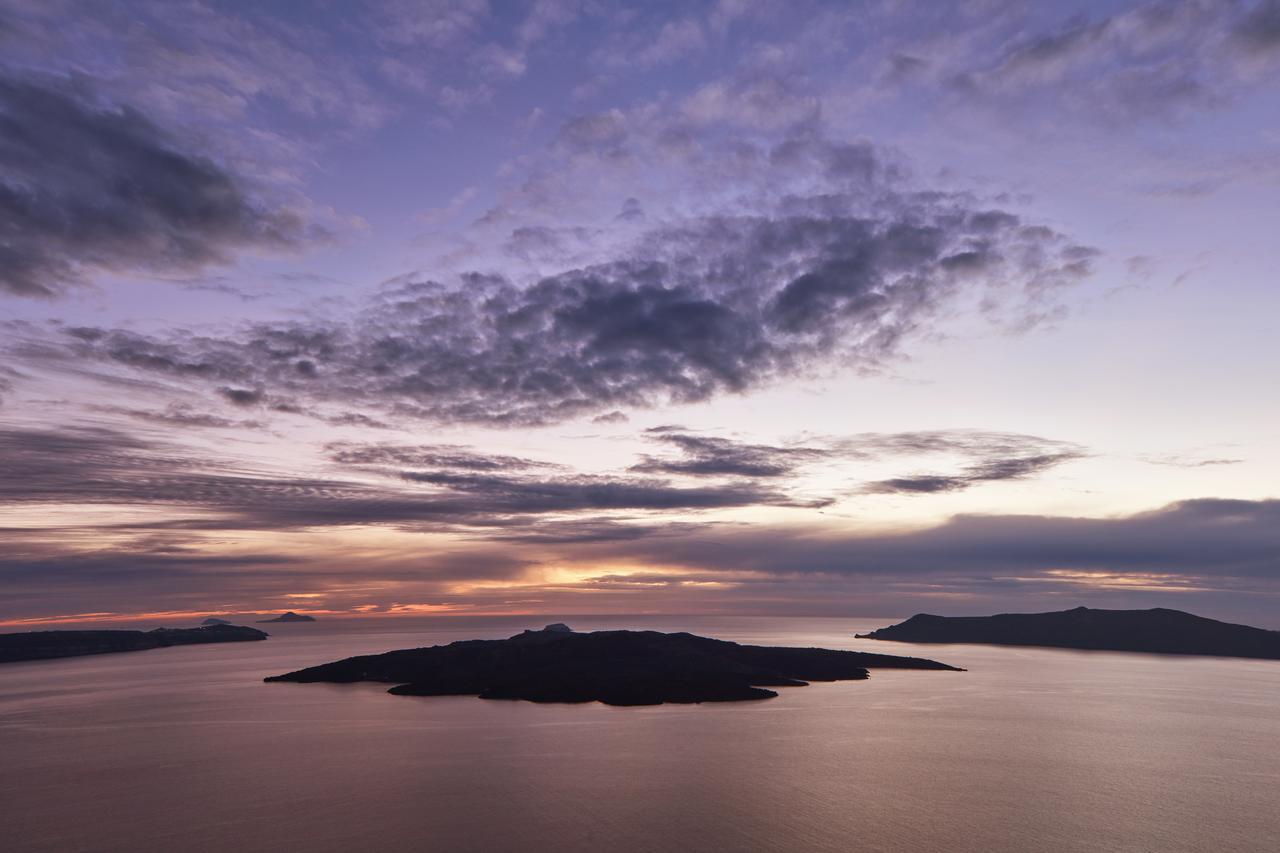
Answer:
[[0, 624, 269, 663], [266, 623, 961, 706], [857, 606, 1280, 659]]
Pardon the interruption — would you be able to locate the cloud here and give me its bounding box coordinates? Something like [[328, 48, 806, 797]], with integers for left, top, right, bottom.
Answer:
[[0, 366, 18, 403], [554, 110, 630, 158], [323, 412, 396, 430], [48, 129, 1093, 425], [856, 431, 1087, 494], [0, 1, 390, 130], [0, 425, 1084, 539], [327, 441, 556, 472], [90, 402, 264, 431], [1143, 453, 1243, 468], [398, 468, 800, 514], [615, 198, 645, 223], [635, 18, 705, 67], [600, 498, 1280, 583], [486, 517, 712, 545], [1234, 0, 1280, 54], [0, 72, 322, 297], [0, 425, 365, 516], [8, 496, 1276, 624], [863, 453, 1081, 494], [0, 535, 533, 623], [0, 425, 806, 533], [943, 1, 1280, 121], [370, 0, 490, 50], [682, 75, 822, 130], [632, 427, 828, 478], [630, 427, 1084, 493], [217, 387, 266, 406]]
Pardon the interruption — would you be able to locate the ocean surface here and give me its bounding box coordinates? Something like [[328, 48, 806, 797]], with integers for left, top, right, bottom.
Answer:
[[2, 616, 1278, 853]]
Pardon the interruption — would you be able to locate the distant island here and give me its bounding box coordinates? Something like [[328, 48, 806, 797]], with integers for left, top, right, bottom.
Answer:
[[201, 617, 232, 626], [0, 624, 269, 664], [257, 611, 316, 623], [266, 624, 962, 706], [857, 606, 1280, 660]]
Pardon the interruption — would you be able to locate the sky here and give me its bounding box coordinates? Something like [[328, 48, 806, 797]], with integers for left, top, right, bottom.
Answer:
[[0, 0, 1278, 627]]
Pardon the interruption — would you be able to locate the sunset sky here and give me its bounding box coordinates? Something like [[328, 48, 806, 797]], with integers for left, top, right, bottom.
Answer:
[[1, 0, 1278, 626]]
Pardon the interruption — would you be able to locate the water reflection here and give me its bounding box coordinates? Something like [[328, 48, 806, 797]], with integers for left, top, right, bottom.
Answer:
[[2, 616, 1277, 852]]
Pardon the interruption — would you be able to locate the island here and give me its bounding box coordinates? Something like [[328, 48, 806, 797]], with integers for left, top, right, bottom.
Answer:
[[265, 624, 962, 706], [201, 617, 232, 626], [856, 606, 1280, 660], [257, 611, 317, 623], [0, 624, 269, 663]]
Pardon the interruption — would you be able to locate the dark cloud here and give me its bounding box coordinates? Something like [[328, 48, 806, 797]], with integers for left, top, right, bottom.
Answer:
[[327, 441, 556, 472], [864, 450, 1085, 494], [616, 197, 645, 222], [0, 546, 305, 616], [632, 428, 828, 478], [486, 518, 712, 545], [398, 469, 801, 514], [584, 498, 1280, 586], [217, 386, 266, 406], [624, 428, 1084, 493], [0, 425, 370, 517], [326, 429, 1083, 504], [867, 465, 1079, 494], [50, 141, 1092, 425], [884, 53, 929, 84], [807, 430, 1087, 495], [0, 423, 1267, 623], [1235, 0, 1280, 53], [0, 419, 1085, 562], [0, 537, 532, 622], [0, 72, 321, 297], [9, 496, 1276, 625], [0, 426, 804, 533]]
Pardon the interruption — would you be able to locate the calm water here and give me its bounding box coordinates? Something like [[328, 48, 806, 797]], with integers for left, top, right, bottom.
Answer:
[[2, 616, 1278, 853]]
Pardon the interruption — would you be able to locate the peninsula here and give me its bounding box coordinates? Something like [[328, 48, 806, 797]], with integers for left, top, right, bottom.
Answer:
[[266, 624, 962, 706], [0, 624, 269, 663], [857, 606, 1280, 660]]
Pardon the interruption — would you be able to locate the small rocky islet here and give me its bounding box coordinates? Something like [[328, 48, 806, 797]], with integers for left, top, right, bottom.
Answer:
[[265, 623, 963, 706], [257, 611, 317, 623]]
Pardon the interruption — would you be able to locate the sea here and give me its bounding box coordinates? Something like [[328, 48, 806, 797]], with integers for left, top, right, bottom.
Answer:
[[2, 616, 1277, 853]]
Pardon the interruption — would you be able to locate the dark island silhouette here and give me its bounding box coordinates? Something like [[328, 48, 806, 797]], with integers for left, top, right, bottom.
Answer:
[[857, 606, 1280, 660], [265, 624, 962, 706], [257, 611, 317, 623], [201, 617, 232, 626], [0, 624, 269, 663]]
